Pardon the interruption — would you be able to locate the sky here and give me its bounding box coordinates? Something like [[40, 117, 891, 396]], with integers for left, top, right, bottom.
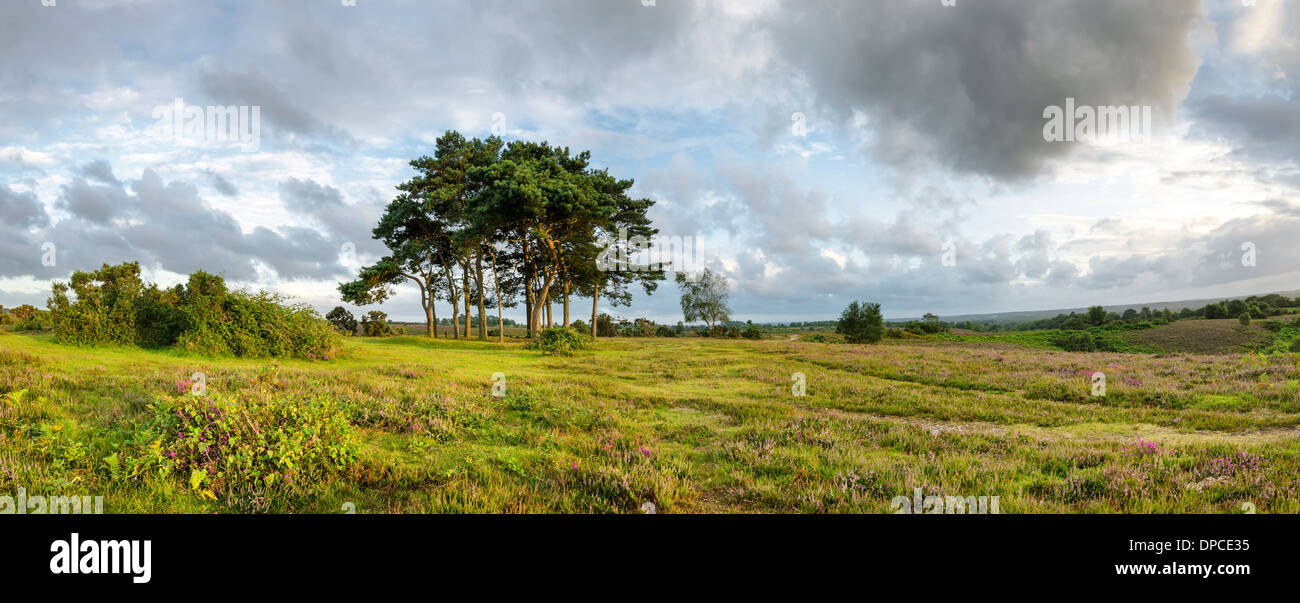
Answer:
[[1, 0, 1298, 323]]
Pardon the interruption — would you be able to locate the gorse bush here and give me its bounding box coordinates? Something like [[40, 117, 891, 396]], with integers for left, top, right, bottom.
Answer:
[[525, 326, 591, 356], [361, 310, 396, 337], [49, 262, 144, 346], [49, 262, 340, 358]]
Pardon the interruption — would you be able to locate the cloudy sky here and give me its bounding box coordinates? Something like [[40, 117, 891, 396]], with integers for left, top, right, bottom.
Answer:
[[2, 0, 1298, 323]]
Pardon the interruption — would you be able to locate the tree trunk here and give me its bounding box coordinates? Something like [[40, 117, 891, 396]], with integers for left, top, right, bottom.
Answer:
[[462, 267, 471, 339], [423, 287, 435, 339], [490, 251, 504, 343], [591, 282, 599, 338], [443, 263, 459, 339], [563, 280, 570, 327], [546, 300, 552, 329], [475, 253, 487, 341]]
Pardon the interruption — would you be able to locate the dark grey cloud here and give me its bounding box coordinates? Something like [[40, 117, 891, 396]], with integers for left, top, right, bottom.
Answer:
[[764, 0, 1202, 180], [0, 184, 50, 277]]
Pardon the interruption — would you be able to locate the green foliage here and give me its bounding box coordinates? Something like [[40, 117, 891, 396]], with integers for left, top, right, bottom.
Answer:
[[326, 306, 358, 335], [596, 313, 617, 337], [836, 300, 884, 344], [1053, 331, 1101, 352], [361, 310, 396, 337], [742, 320, 762, 339], [9, 304, 38, 322], [48, 263, 339, 358], [675, 268, 731, 329], [1238, 312, 1252, 326], [524, 326, 590, 356], [571, 319, 589, 334], [150, 393, 359, 504], [49, 262, 145, 346]]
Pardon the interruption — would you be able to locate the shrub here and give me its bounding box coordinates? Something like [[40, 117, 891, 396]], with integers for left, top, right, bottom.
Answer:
[[571, 319, 589, 334], [8, 304, 38, 322], [1238, 312, 1252, 326], [596, 313, 617, 337], [49, 262, 145, 346], [49, 263, 339, 358], [632, 318, 656, 337], [326, 306, 358, 335], [1290, 339, 1300, 353], [1054, 331, 1099, 352], [151, 393, 358, 504], [742, 320, 762, 339], [655, 324, 676, 337], [360, 310, 396, 337], [836, 301, 884, 344], [524, 326, 590, 356], [135, 284, 186, 348]]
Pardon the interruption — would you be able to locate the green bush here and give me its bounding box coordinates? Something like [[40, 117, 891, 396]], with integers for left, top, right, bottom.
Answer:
[[151, 392, 358, 505], [1054, 331, 1099, 352], [326, 306, 358, 335], [742, 320, 762, 339], [49, 262, 339, 359], [1290, 339, 1300, 353], [525, 326, 590, 356], [836, 301, 884, 344], [1238, 312, 1252, 326], [49, 262, 144, 346], [361, 310, 396, 337]]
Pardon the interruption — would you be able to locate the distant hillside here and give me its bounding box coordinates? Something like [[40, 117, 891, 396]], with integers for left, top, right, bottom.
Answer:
[[923, 290, 1300, 325]]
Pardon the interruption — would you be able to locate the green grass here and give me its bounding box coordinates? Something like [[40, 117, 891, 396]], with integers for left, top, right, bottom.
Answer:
[[2, 329, 1299, 513]]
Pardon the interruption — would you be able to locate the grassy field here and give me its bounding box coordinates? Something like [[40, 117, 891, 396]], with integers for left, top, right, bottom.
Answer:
[[2, 329, 1299, 513]]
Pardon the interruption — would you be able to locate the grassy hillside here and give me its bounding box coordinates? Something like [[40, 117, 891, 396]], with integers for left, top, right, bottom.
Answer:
[[3, 330, 1300, 513], [1118, 318, 1276, 355]]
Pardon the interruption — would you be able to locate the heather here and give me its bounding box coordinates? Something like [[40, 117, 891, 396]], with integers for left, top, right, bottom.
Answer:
[[1, 331, 1297, 513]]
